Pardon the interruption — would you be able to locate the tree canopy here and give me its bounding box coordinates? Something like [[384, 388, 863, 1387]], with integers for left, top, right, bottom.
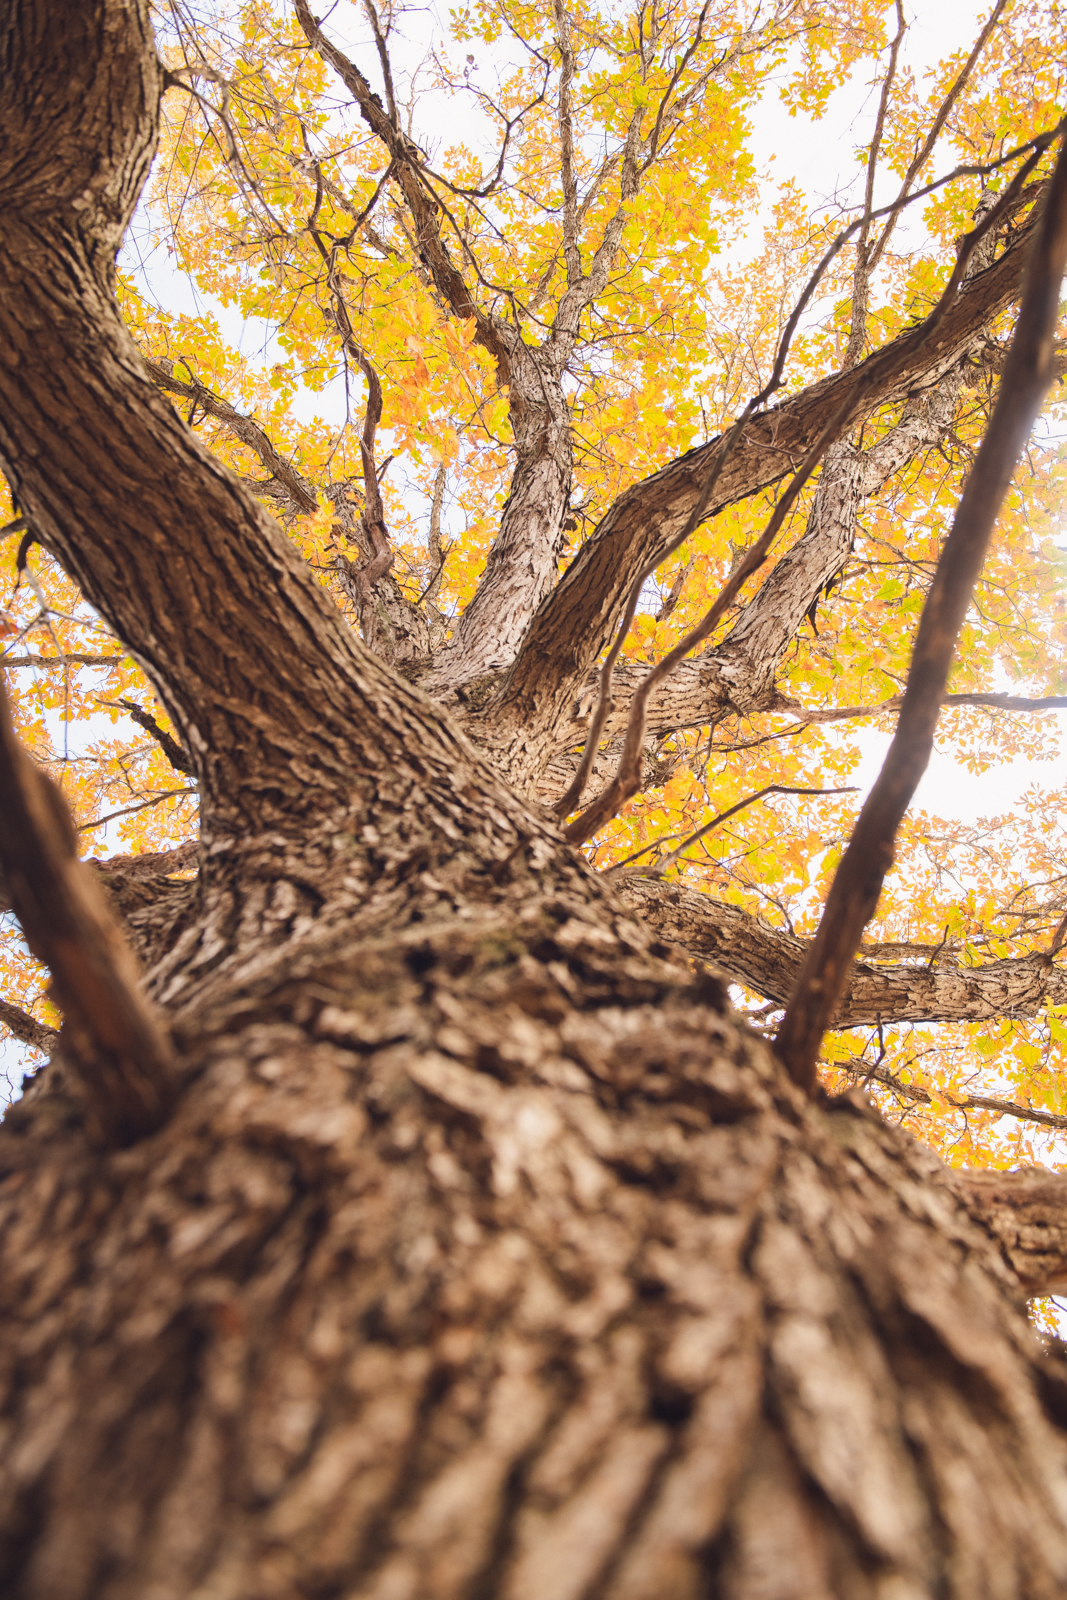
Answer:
[[5, 0, 1064, 1168]]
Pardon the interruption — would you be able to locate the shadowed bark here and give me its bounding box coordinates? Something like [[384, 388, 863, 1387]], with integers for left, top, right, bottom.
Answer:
[[3, 5, 1067, 1599]]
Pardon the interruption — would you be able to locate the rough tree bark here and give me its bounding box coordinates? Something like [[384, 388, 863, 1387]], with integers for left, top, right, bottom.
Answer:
[[4, 7, 1067, 1600]]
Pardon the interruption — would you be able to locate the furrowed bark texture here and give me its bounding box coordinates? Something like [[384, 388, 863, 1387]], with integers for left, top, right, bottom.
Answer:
[[5, 6, 1067, 1598], [7, 941, 1067, 1600], [951, 1167, 1067, 1295], [426, 346, 575, 690], [294, 2, 576, 693]]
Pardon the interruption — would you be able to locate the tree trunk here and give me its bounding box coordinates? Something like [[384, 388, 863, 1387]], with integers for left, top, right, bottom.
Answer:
[[3, 7, 1067, 1599]]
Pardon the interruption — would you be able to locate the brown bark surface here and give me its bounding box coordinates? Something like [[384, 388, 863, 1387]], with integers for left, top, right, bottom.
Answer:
[[3, 6, 1067, 1599]]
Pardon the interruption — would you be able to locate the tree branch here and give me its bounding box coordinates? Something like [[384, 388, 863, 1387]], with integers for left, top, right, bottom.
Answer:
[[100, 697, 193, 773], [783, 690, 1067, 728], [852, 1060, 1067, 1137], [294, 0, 513, 380], [147, 359, 318, 516], [618, 874, 1067, 1028], [1, 652, 125, 667], [563, 399, 850, 840], [867, 0, 1010, 274], [0, 996, 59, 1056], [553, 0, 581, 289]]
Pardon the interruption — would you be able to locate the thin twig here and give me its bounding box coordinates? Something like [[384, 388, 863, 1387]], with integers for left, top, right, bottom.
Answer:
[[844, 0, 906, 367], [867, 0, 1010, 274], [781, 690, 1067, 726], [776, 132, 1067, 1094], [608, 784, 858, 875], [77, 788, 197, 834]]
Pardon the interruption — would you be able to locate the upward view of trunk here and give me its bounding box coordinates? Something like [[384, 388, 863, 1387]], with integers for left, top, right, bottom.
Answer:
[[3, 6, 1067, 1599]]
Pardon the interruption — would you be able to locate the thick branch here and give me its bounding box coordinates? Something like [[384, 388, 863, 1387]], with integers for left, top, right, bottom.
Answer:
[[0, 669, 174, 1143], [493, 197, 1046, 759], [531, 355, 980, 808], [0, 0, 490, 864], [618, 874, 1067, 1027]]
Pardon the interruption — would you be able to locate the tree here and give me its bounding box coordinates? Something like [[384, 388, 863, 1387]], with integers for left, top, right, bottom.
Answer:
[[3, 0, 1067, 1593]]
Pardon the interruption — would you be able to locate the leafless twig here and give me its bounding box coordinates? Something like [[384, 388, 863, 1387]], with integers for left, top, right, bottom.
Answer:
[[76, 788, 198, 835]]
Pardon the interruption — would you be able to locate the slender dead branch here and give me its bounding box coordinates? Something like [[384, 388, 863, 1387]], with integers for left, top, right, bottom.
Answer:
[[0, 672, 175, 1143], [776, 133, 1067, 1095]]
